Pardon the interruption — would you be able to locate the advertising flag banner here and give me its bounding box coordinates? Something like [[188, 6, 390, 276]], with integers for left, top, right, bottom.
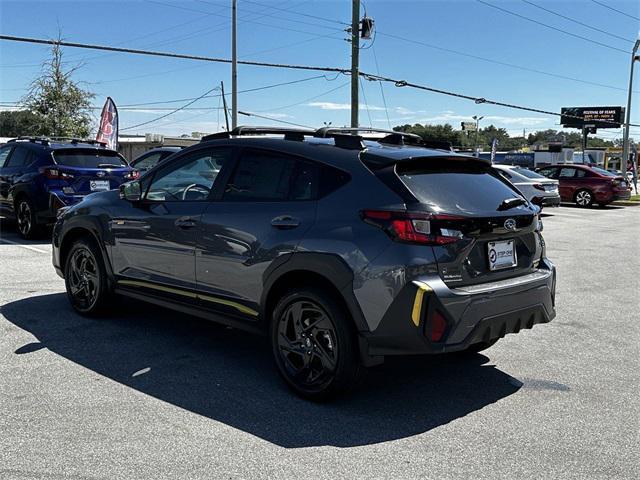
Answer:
[[96, 97, 119, 150], [490, 138, 498, 163]]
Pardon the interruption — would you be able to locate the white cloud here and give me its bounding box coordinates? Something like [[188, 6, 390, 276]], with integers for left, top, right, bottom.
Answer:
[[416, 112, 550, 127], [308, 102, 385, 111]]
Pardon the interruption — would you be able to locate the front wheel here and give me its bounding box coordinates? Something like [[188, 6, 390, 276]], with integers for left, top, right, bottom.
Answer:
[[270, 288, 363, 400], [64, 238, 112, 315]]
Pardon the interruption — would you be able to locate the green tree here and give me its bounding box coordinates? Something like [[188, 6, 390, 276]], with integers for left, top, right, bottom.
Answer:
[[21, 37, 94, 137], [0, 110, 40, 137]]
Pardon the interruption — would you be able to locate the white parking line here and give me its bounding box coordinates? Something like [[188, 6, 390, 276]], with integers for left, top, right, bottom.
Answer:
[[0, 238, 49, 254]]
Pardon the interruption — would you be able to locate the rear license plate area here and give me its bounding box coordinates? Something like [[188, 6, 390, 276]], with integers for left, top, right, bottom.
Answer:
[[90, 180, 110, 191], [488, 239, 517, 270]]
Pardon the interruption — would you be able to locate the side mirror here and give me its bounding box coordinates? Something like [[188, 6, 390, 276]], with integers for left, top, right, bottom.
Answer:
[[120, 181, 142, 202]]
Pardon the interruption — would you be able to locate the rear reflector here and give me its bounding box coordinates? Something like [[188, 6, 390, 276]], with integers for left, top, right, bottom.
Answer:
[[533, 183, 545, 191], [430, 310, 447, 342], [362, 209, 463, 245]]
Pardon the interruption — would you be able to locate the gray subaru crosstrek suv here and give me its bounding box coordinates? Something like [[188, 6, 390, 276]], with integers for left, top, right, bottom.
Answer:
[[52, 127, 556, 400]]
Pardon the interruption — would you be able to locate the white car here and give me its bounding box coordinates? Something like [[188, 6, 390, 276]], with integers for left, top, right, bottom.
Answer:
[[493, 165, 561, 208]]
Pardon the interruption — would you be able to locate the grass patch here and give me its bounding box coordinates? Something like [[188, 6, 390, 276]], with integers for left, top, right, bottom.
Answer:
[[630, 195, 640, 202]]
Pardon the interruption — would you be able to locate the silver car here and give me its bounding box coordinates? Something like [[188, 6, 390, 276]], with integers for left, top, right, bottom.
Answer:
[[493, 165, 560, 208]]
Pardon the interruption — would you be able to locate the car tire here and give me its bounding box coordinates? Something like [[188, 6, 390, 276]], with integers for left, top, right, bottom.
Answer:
[[15, 197, 42, 239], [270, 287, 364, 401], [574, 189, 594, 208], [64, 238, 112, 316]]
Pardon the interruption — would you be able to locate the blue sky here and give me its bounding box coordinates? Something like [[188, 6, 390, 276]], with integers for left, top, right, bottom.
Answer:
[[1, 0, 639, 140]]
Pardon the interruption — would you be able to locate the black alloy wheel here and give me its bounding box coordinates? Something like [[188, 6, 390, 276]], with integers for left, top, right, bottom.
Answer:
[[271, 288, 362, 400], [64, 239, 111, 315], [16, 198, 39, 239]]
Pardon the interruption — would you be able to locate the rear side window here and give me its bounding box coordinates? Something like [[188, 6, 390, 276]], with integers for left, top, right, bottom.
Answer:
[[536, 167, 557, 178], [5, 146, 33, 168], [224, 150, 323, 202], [54, 149, 127, 168], [397, 159, 523, 214], [513, 167, 546, 180]]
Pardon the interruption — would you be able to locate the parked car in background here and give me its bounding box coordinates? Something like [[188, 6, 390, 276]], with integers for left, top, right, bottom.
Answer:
[[0, 137, 136, 238], [130, 146, 182, 173], [52, 126, 556, 400], [493, 165, 560, 208], [535, 164, 630, 207]]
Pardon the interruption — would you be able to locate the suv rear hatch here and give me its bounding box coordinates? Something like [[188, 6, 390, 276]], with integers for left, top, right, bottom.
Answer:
[[46, 149, 135, 195], [366, 153, 542, 287]]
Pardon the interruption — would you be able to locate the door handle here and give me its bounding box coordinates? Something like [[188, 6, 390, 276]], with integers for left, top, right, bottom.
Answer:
[[175, 216, 198, 229], [271, 215, 300, 229]]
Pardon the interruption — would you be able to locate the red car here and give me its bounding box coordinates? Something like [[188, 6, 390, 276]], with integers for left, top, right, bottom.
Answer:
[[535, 164, 631, 207]]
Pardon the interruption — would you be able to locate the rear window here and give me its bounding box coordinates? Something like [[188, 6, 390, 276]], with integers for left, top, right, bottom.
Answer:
[[513, 167, 546, 179], [591, 166, 617, 177], [54, 149, 128, 168], [397, 159, 522, 214]]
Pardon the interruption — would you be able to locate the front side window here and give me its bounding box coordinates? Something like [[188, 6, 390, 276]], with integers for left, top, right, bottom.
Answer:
[[133, 152, 163, 170], [224, 150, 319, 202], [146, 148, 229, 201], [559, 167, 577, 178]]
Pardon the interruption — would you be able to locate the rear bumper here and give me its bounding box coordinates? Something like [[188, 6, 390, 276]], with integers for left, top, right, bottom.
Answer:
[[36, 191, 86, 224], [360, 259, 556, 356], [533, 195, 561, 207]]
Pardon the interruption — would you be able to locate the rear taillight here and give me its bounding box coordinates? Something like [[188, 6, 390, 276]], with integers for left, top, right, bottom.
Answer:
[[429, 310, 448, 342], [41, 167, 74, 180], [533, 183, 545, 191], [124, 170, 141, 181], [362, 210, 464, 245]]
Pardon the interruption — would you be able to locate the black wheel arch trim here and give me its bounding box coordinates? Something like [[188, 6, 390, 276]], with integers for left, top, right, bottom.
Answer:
[[260, 252, 369, 333]]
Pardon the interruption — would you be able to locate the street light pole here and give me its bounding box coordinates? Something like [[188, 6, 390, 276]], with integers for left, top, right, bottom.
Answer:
[[472, 115, 484, 157], [231, 0, 238, 129], [622, 39, 640, 175]]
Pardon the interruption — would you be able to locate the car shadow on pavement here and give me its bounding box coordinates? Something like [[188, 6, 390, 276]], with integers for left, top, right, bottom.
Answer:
[[1, 293, 521, 448], [0, 218, 52, 246]]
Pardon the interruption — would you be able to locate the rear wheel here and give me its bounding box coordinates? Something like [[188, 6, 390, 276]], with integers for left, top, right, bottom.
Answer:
[[15, 197, 41, 239], [64, 238, 112, 315], [574, 189, 593, 207], [270, 287, 363, 400]]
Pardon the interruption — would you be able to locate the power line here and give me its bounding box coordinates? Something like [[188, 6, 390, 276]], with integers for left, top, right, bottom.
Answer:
[[238, 111, 313, 128], [0, 34, 350, 74], [121, 87, 220, 131], [237, 0, 349, 26], [254, 80, 350, 112], [359, 76, 373, 127], [590, 0, 640, 22], [371, 46, 391, 130], [476, 0, 629, 54], [377, 32, 638, 93], [520, 0, 634, 44]]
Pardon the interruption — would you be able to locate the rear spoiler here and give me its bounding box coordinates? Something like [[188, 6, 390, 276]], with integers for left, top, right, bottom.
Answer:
[[362, 152, 492, 170]]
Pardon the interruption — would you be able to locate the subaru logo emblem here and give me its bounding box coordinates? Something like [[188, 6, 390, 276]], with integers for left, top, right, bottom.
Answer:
[[504, 218, 517, 231], [96, 171, 106, 177]]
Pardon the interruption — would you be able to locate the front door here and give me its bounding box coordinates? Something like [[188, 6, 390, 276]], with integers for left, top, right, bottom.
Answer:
[[110, 147, 232, 298], [196, 148, 319, 318]]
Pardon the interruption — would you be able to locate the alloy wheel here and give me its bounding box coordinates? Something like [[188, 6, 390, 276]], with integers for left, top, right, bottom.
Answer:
[[276, 300, 338, 391], [16, 201, 32, 236], [67, 248, 100, 310], [576, 191, 592, 206]]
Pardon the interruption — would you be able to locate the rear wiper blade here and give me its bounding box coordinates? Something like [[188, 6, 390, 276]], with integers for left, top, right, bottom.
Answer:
[[498, 197, 527, 211]]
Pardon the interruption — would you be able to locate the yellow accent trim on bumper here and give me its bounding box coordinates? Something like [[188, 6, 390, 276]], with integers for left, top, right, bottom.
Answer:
[[117, 280, 259, 317], [411, 281, 433, 327]]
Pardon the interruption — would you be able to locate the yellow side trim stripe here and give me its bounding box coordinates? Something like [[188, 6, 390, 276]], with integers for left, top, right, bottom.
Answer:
[[411, 281, 433, 327], [117, 280, 259, 317]]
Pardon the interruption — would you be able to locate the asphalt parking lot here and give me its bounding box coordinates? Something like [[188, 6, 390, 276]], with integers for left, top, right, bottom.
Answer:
[[1, 205, 639, 480]]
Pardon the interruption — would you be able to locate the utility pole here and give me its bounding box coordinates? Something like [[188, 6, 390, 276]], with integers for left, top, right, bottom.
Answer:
[[350, 0, 360, 128], [473, 115, 484, 157], [231, 0, 238, 129], [622, 39, 640, 175]]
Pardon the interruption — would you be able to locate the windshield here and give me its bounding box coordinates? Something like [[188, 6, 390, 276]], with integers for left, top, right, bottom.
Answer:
[[591, 166, 617, 177], [513, 167, 547, 180], [54, 149, 128, 168], [398, 160, 524, 215]]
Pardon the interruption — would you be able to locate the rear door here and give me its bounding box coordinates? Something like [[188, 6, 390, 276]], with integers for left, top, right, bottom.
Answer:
[[196, 148, 318, 318], [395, 158, 540, 287], [0, 145, 32, 215], [556, 167, 578, 201], [0, 145, 15, 214]]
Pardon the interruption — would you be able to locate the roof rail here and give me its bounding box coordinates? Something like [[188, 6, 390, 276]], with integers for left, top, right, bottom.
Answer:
[[201, 126, 315, 143], [8, 136, 51, 146], [47, 137, 108, 147]]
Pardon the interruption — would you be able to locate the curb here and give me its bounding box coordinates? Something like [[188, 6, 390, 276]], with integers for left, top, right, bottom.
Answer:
[[612, 201, 640, 207]]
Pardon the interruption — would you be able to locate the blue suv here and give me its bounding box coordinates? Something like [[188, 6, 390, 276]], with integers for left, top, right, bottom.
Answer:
[[0, 137, 136, 238]]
